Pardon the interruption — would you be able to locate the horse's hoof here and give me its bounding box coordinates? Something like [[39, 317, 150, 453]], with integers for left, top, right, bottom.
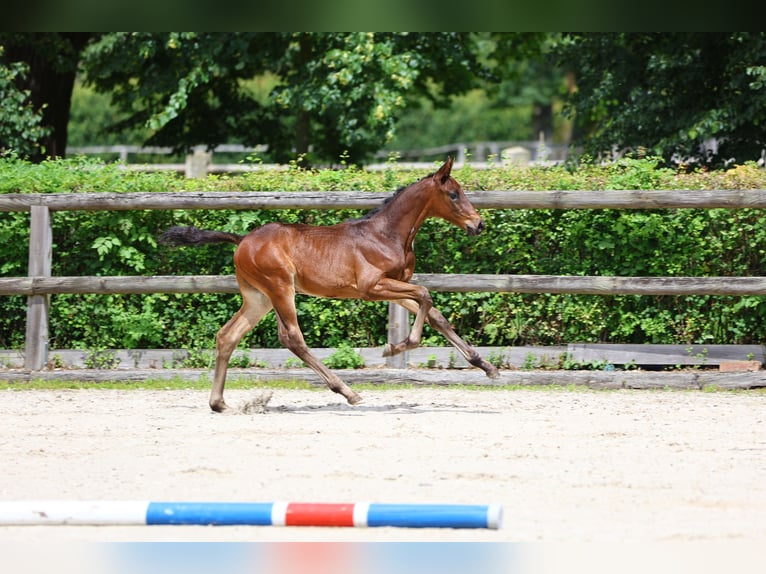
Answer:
[[381, 343, 393, 357], [210, 400, 233, 413], [347, 393, 363, 405], [486, 366, 501, 379]]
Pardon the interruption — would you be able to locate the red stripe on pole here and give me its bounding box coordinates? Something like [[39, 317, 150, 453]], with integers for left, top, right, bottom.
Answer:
[[284, 503, 356, 527]]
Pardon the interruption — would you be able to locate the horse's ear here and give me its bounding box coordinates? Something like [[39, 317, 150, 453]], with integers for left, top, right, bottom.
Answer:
[[434, 156, 454, 183]]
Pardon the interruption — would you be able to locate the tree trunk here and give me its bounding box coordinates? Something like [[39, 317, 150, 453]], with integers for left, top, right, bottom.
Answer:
[[293, 35, 314, 167], [295, 110, 310, 165], [531, 101, 553, 144], [3, 33, 92, 162]]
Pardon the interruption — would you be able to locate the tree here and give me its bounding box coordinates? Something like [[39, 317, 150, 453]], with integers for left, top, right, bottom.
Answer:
[[385, 33, 568, 153], [0, 46, 50, 158], [0, 33, 93, 161], [488, 33, 563, 143], [81, 32, 491, 164], [553, 33, 766, 168]]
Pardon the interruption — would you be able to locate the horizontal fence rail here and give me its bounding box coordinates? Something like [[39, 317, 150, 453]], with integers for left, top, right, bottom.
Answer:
[[3, 188, 766, 370], [2, 274, 766, 297], [4, 189, 766, 212]]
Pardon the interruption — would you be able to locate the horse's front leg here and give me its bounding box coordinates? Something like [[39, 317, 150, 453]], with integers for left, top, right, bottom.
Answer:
[[391, 300, 500, 379], [368, 279, 433, 357]]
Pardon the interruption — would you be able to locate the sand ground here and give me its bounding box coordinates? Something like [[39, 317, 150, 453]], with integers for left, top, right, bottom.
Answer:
[[0, 386, 764, 543]]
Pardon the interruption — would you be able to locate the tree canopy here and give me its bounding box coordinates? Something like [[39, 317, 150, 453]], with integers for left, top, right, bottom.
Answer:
[[0, 32, 92, 160], [553, 32, 766, 168], [1, 32, 765, 168], [0, 45, 50, 158], [81, 32, 490, 164]]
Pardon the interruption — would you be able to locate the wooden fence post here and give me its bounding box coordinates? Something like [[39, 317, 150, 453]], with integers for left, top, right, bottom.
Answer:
[[25, 205, 52, 370], [386, 303, 410, 368], [185, 147, 212, 178], [456, 145, 467, 164]]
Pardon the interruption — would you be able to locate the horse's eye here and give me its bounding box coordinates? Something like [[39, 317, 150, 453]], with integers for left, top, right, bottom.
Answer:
[[449, 191, 458, 201]]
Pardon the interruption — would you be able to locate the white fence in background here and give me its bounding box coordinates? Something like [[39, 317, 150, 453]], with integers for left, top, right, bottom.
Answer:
[[66, 140, 572, 177]]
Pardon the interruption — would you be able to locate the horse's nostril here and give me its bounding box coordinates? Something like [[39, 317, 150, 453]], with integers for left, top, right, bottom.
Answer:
[[466, 220, 485, 236]]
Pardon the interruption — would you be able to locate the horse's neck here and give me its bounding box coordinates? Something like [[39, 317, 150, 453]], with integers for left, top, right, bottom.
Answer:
[[373, 183, 432, 244]]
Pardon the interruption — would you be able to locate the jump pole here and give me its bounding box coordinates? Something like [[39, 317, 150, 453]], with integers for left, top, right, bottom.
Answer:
[[0, 501, 503, 530]]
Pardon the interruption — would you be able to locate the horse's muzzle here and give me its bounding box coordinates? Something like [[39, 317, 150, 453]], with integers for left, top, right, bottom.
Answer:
[[466, 219, 485, 236]]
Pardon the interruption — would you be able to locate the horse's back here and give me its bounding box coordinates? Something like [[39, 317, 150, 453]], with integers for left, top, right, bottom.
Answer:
[[234, 220, 371, 296]]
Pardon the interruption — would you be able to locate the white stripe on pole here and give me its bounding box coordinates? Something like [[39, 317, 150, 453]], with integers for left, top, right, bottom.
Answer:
[[352, 502, 369, 527], [486, 503, 504, 529], [270, 501, 288, 526], [0, 501, 148, 525]]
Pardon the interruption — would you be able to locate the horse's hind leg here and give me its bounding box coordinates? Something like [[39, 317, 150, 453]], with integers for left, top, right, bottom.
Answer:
[[393, 301, 500, 378], [270, 290, 362, 405], [210, 287, 272, 412]]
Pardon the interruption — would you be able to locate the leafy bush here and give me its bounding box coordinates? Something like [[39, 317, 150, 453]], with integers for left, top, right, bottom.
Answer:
[[322, 344, 366, 369], [1, 155, 766, 350]]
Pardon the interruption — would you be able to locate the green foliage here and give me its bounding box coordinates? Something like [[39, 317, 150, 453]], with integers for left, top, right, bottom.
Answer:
[[83, 349, 119, 369], [6, 32, 766, 173], [388, 33, 570, 153], [178, 349, 214, 369], [552, 33, 766, 168], [387, 90, 536, 152], [0, 33, 95, 162], [80, 32, 489, 164], [322, 344, 365, 369], [0, 47, 49, 158], [2, 156, 766, 351], [67, 80, 151, 147]]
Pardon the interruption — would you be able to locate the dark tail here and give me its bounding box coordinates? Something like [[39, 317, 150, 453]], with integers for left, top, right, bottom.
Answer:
[[158, 226, 244, 247]]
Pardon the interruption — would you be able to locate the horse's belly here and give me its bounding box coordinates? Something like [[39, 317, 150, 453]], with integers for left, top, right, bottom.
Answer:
[[296, 282, 361, 299]]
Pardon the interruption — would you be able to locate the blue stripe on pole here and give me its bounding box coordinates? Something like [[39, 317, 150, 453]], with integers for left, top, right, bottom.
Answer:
[[146, 502, 274, 525], [366, 504, 494, 529]]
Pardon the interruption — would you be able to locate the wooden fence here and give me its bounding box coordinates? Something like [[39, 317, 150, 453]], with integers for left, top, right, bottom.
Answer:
[[66, 145, 270, 178], [66, 140, 571, 176], [2, 189, 766, 370]]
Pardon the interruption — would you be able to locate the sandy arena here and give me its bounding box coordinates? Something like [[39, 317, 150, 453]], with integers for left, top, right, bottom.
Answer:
[[0, 386, 764, 542]]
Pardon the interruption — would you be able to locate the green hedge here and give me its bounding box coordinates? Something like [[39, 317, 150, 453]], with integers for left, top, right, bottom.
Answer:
[[2, 154, 766, 350]]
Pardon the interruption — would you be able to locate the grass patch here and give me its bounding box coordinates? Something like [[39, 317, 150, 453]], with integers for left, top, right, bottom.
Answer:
[[0, 377, 590, 393], [0, 376, 316, 392], [2, 377, 762, 394]]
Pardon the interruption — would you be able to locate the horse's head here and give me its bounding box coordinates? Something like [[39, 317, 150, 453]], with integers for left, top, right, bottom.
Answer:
[[429, 157, 485, 236]]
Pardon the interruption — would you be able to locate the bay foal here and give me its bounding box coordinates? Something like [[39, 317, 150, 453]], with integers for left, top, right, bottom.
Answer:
[[160, 157, 499, 412]]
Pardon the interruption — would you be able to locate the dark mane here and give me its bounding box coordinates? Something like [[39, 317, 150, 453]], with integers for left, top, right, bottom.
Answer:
[[360, 185, 406, 220], [357, 171, 436, 221]]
